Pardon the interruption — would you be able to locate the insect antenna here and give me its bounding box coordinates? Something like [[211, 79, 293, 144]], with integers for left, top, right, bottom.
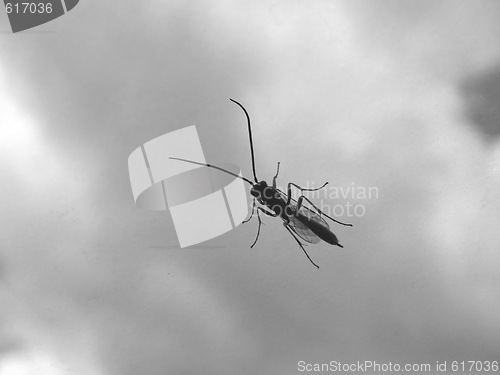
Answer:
[[230, 99, 259, 183], [169, 157, 254, 186]]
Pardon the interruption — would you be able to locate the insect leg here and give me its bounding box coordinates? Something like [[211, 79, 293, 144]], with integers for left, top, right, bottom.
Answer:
[[250, 206, 279, 248], [284, 223, 320, 269], [242, 198, 256, 224], [258, 207, 279, 217], [272, 162, 280, 189], [286, 182, 328, 206], [296, 195, 353, 227]]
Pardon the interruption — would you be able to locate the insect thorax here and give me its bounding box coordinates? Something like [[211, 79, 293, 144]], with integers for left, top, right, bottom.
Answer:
[[263, 187, 290, 214]]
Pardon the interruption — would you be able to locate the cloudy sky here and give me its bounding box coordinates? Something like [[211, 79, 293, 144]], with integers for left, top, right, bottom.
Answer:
[[1, 1, 500, 374]]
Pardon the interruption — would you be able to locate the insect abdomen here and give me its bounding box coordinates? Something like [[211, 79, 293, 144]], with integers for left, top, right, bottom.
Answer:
[[298, 214, 341, 247]]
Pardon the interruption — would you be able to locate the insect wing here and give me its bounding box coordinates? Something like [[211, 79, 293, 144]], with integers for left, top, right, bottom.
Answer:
[[299, 205, 330, 229], [278, 189, 330, 244], [277, 188, 330, 227], [288, 214, 322, 244]]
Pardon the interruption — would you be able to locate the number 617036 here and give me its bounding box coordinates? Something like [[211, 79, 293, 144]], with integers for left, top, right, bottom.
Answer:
[[5, 2, 53, 14]]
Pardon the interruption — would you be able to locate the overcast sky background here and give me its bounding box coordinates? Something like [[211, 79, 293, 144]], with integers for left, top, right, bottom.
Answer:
[[1, 1, 500, 374]]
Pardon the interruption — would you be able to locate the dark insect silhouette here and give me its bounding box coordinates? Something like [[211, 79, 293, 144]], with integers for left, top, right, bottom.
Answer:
[[170, 99, 353, 268]]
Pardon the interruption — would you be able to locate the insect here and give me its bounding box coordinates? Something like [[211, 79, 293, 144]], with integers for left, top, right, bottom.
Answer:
[[170, 99, 353, 268]]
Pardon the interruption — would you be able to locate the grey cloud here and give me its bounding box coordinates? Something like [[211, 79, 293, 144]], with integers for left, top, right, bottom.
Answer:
[[462, 63, 500, 140], [1, 1, 500, 374]]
